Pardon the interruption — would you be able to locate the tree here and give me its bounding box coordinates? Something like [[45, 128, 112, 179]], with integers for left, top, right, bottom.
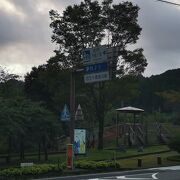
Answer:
[[168, 133, 180, 153], [0, 66, 19, 83], [49, 0, 147, 149], [0, 66, 23, 98], [0, 97, 60, 161], [157, 90, 180, 104], [25, 63, 70, 112]]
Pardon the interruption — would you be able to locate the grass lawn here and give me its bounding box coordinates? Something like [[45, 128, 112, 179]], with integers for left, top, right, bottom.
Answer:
[[163, 123, 180, 135], [75, 145, 169, 161], [0, 145, 171, 168], [118, 151, 180, 169]]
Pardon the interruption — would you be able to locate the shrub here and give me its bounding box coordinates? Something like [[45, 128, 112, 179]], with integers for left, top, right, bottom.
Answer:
[[167, 155, 180, 162], [75, 160, 121, 170], [168, 134, 180, 153], [0, 164, 64, 177]]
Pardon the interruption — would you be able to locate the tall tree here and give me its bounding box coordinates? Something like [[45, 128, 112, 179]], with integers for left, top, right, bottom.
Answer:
[[25, 63, 70, 112], [0, 97, 60, 160], [49, 0, 147, 149], [0, 66, 23, 98]]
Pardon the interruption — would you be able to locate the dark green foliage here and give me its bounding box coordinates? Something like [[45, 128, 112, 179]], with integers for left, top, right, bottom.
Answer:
[[168, 134, 180, 153], [149, 69, 180, 91], [0, 161, 120, 177], [136, 68, 180, 112], [0, 66, 23, 98], [0, 164, 63, 177], [49, 0, 147, 74], [49, 0, 105, 69], [75, 160, 121, 169], [0, 96, 61, 159], [0, 66, 19, 83], [25, 63, 70, 112], [167, 155, 180, 162]]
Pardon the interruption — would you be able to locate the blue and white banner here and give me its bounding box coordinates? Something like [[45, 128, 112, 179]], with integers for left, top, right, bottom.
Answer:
[[74, 129, 86, 154]]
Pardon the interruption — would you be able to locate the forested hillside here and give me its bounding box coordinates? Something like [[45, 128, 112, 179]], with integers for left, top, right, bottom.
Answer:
[[135, 68, 180, 113]]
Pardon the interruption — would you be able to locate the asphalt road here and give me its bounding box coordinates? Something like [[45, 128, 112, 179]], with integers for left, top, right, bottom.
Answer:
[[35, 166, 180, 180]]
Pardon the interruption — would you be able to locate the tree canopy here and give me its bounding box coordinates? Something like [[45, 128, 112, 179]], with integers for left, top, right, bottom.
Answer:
[[49, 0, 147, 75], [48, 0, 147, 149]]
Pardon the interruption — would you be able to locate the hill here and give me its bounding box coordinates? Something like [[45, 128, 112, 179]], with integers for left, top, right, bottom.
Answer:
[[133, 68, 180, 112]]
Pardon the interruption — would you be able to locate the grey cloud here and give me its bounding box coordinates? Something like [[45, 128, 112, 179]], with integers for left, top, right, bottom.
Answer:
[[0, 0, 180, 77], [137, 0, 180, 51], [0, 1, 52, 47], [128, 0, 180, 75]]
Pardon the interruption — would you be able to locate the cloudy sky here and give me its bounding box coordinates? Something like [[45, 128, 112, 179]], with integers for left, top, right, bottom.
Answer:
[[0, 0, 180, 77]]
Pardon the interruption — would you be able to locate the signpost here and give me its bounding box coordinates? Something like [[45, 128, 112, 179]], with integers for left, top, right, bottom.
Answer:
[[84, 71, 110, 83], [74, 129, 86, 155], [84, 62, 108, 73], [83, 45, 110, 83], [75, 104, 84, 121], [82, 46, 107, 64], [61, 104, 70, 122]]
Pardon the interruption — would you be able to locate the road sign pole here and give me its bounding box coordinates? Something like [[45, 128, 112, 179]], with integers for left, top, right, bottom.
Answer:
[[70, 70, 75, 144]]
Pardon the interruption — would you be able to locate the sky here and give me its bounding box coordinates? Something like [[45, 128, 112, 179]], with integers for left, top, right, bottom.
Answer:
[[0, 0, 180, 78]]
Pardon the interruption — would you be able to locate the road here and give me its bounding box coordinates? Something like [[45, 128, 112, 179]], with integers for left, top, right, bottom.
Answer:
[[34, 166, 180, 180]]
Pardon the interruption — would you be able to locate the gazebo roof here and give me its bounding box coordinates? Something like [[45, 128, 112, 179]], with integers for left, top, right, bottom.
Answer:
[[116, 106, 144, 113]]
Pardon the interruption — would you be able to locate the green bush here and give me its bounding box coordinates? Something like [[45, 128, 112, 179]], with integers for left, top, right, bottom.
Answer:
[[168, 134, 180, 153], [75, 160, 121, 170], [0, 161, 121, 177], [0, 164, 64, 177], [167, 155, 180, 162]]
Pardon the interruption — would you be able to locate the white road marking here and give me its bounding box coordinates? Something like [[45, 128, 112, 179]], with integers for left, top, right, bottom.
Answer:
[[150, 165, 180, 171], [116, 172, 158, 180], [117, 176, 152, 179], [152, 173, 158, 179]]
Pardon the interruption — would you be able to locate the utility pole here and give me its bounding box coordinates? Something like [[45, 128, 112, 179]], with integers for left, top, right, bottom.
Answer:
[[70, 70, 75, 144], [69, 68, 84, 144]]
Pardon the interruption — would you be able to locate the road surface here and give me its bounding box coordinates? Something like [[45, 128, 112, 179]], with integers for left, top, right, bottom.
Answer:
[[34, 165, 180, 180]]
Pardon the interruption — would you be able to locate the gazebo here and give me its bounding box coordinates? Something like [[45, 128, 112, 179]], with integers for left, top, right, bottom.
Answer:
[[116, 106, 144, 113], [115, 106, 145, 147], [116, 106, 144, 125]]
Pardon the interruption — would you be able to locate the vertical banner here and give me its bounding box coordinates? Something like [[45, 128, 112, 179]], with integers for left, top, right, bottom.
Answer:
[[74, 129, 86, 155], [66, 144, 73, 169]]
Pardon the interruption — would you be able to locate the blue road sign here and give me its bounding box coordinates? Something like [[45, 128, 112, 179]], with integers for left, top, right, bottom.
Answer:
[[61, 104, 70, 122], [82, 46, 107, 64], [83, 49, 91, 62], [84, 71, 110, 83], [84, 62, 108, 73]]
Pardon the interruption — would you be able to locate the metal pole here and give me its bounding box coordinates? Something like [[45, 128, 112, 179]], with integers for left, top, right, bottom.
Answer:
[[70, 70, 75, 144], [69, 68, 83, 144], [116, 112, 118, 148]]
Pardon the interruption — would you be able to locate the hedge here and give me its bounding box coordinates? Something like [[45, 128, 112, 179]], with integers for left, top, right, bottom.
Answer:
[[0, 161, 121, 177], [75, 160, 121, 170], [0, 164, 63, 177]]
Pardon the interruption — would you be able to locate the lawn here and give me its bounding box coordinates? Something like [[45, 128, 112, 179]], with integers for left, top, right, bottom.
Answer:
[[75, 145, 169, 161], [163, 123, 180, 136], [0, 145, 171, 168], [32, 145, 169, 164], [118, 151, 180, 169]]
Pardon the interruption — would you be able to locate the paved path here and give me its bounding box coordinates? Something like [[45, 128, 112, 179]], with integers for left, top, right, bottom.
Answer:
[[34, 165, 180, 180]]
